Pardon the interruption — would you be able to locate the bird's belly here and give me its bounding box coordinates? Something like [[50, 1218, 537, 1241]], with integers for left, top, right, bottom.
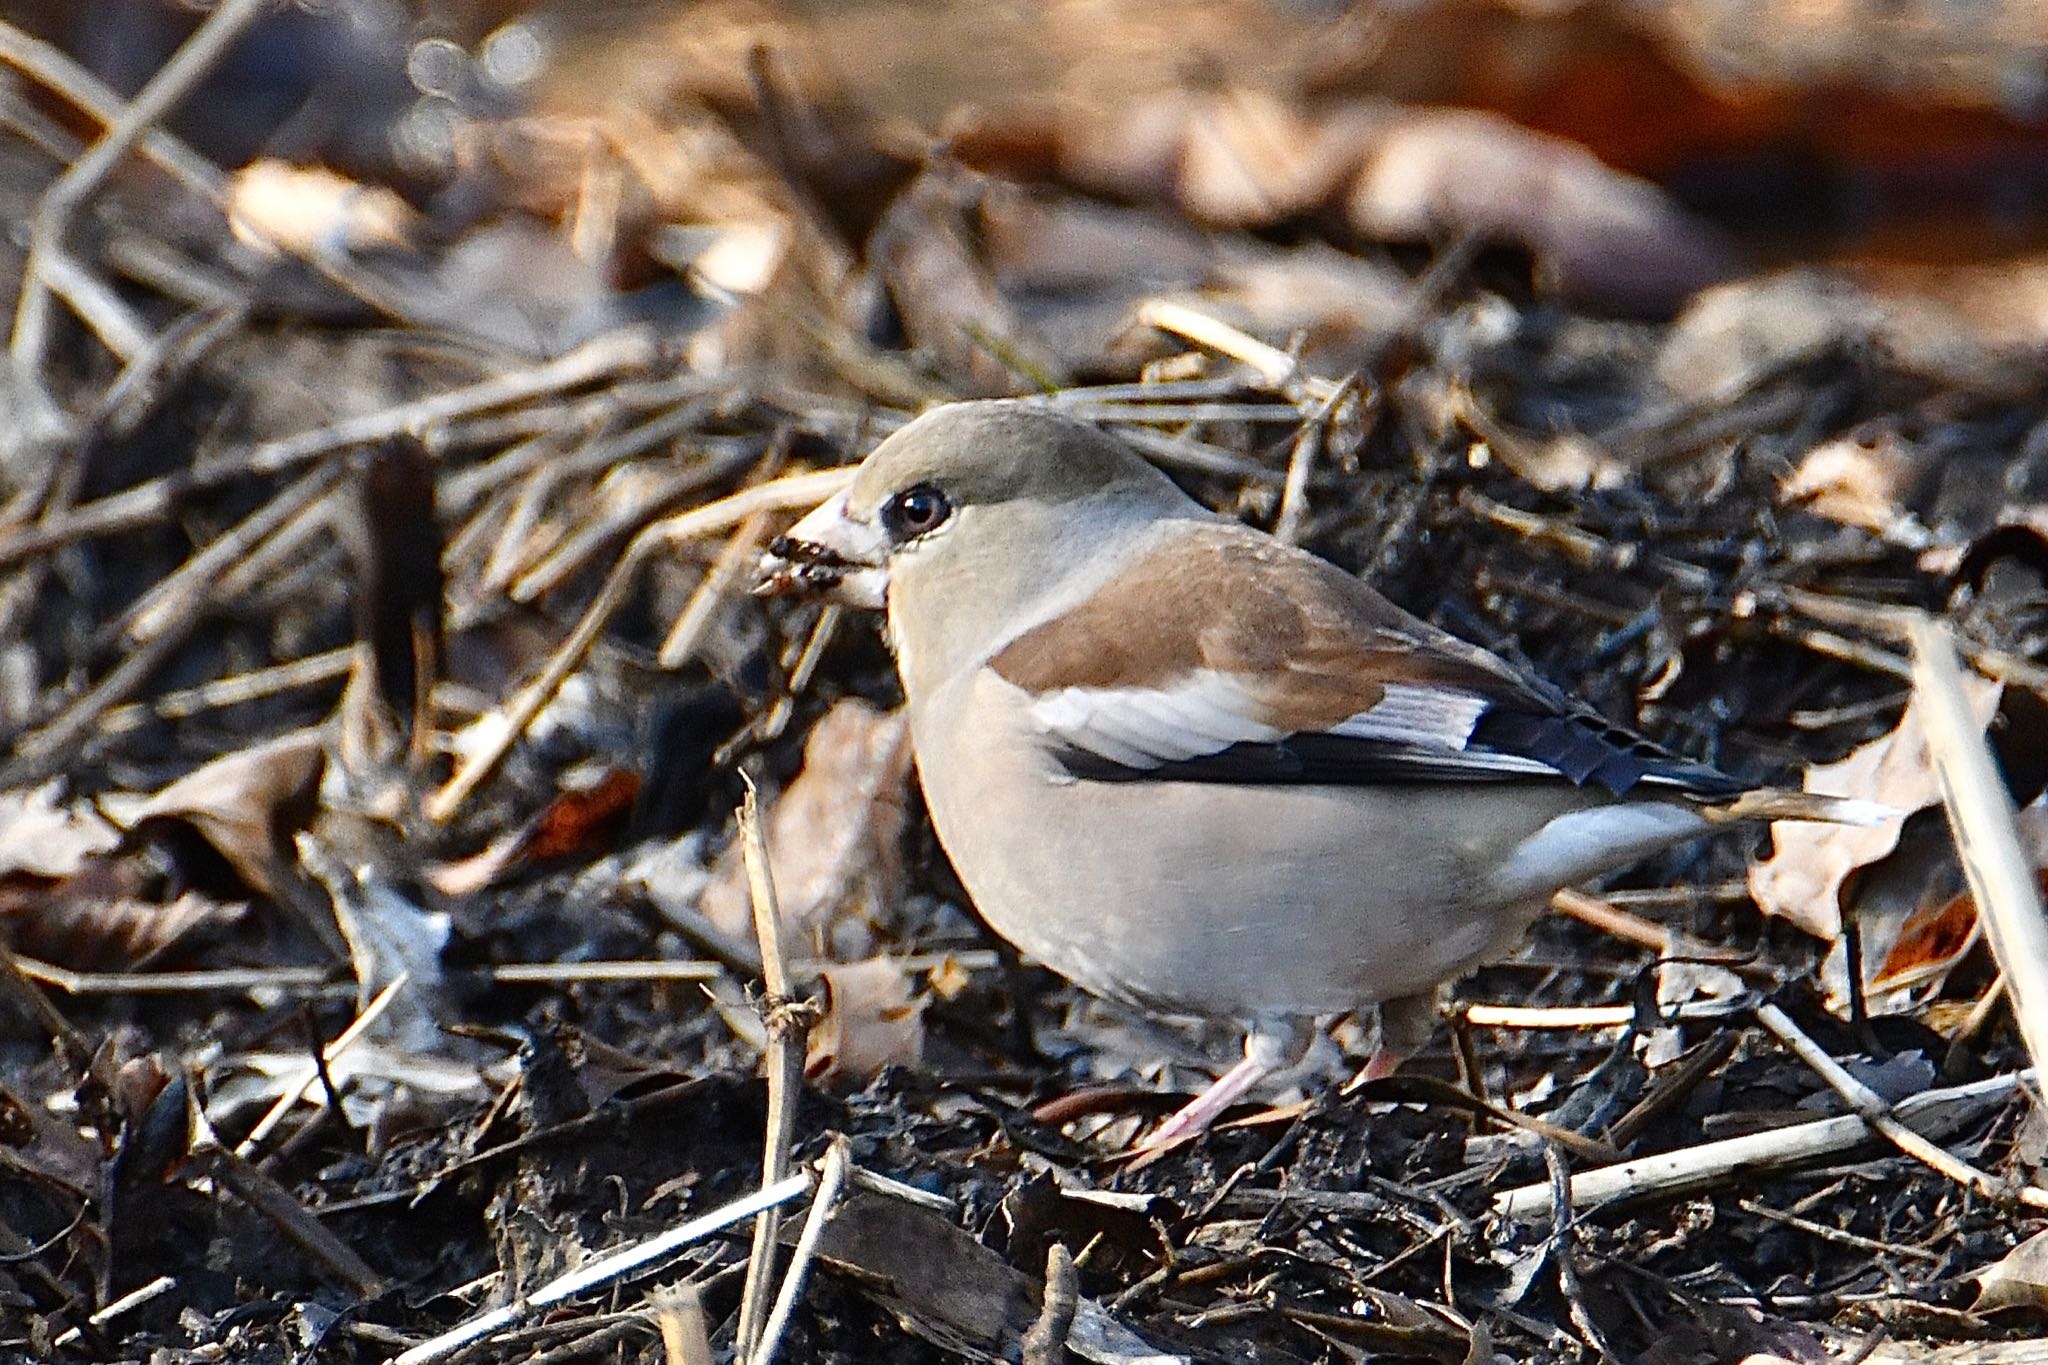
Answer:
[[911, 681, 1602, 1019]]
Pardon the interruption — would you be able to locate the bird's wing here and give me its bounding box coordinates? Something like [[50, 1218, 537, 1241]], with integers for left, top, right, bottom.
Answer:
[[986, 522, 1739, 798]]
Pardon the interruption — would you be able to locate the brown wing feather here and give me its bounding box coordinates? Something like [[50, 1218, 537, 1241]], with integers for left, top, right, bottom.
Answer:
[[988, 522, 1544, 730]]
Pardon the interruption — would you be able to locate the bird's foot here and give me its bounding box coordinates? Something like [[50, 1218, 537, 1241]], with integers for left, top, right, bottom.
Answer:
[[1125, 1050, 1273, 1165], [1340, 992, 1439, 1093]]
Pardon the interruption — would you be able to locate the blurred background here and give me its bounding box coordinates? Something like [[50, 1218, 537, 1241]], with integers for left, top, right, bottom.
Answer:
[[13, 0, 2048, 336], [8, 9, 2048, 1362]]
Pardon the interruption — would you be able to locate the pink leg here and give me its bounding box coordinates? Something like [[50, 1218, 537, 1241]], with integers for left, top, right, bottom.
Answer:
[[1342, 992, 1438, 1093], [1132, 1051, 1276, 1155], [1130, 1020, 1303, 1158]]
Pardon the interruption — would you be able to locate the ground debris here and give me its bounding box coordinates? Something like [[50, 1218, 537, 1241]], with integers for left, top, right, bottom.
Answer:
[[5, 4, 2048, 1363]]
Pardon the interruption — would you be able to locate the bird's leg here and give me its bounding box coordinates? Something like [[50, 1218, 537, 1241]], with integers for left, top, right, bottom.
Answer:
[[1133, 1017, 1308, 1156], [1343, 991, 1440, 1091]]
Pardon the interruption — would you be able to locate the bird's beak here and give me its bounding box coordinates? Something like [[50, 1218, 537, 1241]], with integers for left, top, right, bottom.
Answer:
[[754, 488, 890, 609]]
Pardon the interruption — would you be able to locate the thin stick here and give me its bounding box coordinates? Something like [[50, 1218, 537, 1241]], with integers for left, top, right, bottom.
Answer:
[[0, 331, 658, 570], [18, 959, 337, 996], [505, 408, 752, 602], [1051, 400, 1302, 424], [0, 303, 247, 651], [15, 952, 990, 997], [1957, 972, 2011, 1043], [1494, 1070, 2031, 1220], [1462, 1004, 1634, 1030], [1546, 1145, 1619, 1363], [1136, 300, 1343, 405], [5, 467, 346, 783], [1272, 377, 1355, 546], [39, 248, 150, 360], [188, 1083, 387, 1296], [0, 937, 90, 1068], [233, 974, 409, 1158], [1548, 887, 1765, 979], [1909, 615, 2048, 1076], [100, 646, 356, 732], [657, 511, 770, 668], [425, 466, 851, 822], [751, 1137, 850, 1365], [121, 463, 348, 644], [1548, 887, 1671, 952], [753, 606, 844, 748], [735, 782, 815, 1364], [1020, 1243, 1080, 1365], [50, 1274, 177, 1347], [1755, 1002, 2048, 1210], [10, 0, 266, 397], [0, 21, 224, 201], [648, 1284, 717, 1365], [389, 1174, 814, 1365], [1735, 1197, 1944, 1263]]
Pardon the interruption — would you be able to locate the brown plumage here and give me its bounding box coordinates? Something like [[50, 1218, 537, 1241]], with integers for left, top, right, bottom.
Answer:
[[989, 523, 1538, 733]]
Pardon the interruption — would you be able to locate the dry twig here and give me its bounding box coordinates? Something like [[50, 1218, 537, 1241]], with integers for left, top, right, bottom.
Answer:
[[9, 0, 267, 427], [1495, 1070, 2032, 1220], [388, 1174, 814, 1365], [751, 1137, 851, 1365], [1755, 1002, 2048, 1210], [735, 782, 818, 1364], [426, 466, 851, 822], [1910, 616, 2048, 1075], [1020, 1242, 1080, 1365]]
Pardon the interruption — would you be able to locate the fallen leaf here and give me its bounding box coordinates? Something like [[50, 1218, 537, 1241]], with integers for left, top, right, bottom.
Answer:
[[701, 699, 913, 960], [871, 165, 1068, 395], [0, 782, 119, 878], [130, 730, 328, 902], [1975, 1227, 2048, 1311], [0, 868, 245, 972], [299, 834, 451, 1051], [1781, 428, 1932, 548], [806, 957, 927, 1082], [228, 159, 417, 258], [1347, 107, 1734, 316], [1750, 677, 2000, 941]]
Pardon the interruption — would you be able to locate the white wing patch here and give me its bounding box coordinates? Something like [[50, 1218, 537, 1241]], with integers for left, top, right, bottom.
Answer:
[[1025, 672, 1522, 773], [1028, 671, 1284, 768], [1327, 682, 1489, 749]]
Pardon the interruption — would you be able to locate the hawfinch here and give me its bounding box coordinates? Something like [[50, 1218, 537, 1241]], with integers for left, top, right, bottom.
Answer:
[[757, 400, 1866, 1149]]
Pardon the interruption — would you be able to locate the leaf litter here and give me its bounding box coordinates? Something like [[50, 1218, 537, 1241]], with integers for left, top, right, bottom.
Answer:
[[4, 2, 2048, 1363]]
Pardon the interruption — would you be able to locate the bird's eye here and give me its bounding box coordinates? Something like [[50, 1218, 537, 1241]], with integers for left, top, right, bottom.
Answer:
[[880, 483, 952, 542]]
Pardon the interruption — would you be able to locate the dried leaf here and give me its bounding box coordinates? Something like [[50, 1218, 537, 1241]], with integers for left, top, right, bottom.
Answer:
[[1873, 887, 1980, 989], [131, 730, 327, 902], [426, 767, 643, 897], [299, 835, 451, 1051], [1781, 429, 1931, 548], [1346, 108, 1733, 316], [0, 868, 245, 972], [1976, 1227, 2048, 1311], [1844, 801, 2048, 1013], [1750, 677, 2001, 941], [0, 782, 120, 878], [806, 957, 927, 1082], [872, 166, 1070, 394], [702, 699, 913, 960], [228, 159, 417, 258], [1174, 92, 1375, 226]]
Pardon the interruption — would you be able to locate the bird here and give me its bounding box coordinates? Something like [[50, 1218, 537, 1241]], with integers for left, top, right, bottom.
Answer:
[[755, 398, 1876, 1153]]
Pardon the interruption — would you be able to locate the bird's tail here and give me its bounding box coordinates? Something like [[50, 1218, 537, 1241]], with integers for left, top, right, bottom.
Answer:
[[1700, 789, 1897, 827]]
